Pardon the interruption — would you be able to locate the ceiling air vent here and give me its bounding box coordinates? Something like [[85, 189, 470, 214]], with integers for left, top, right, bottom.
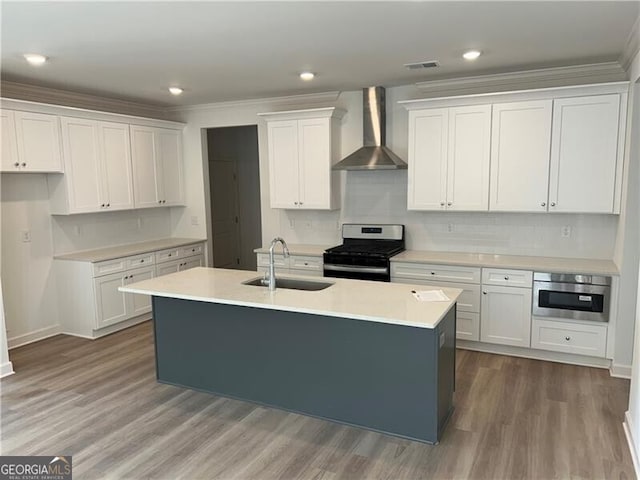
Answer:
[[404, 60, 440, 70]]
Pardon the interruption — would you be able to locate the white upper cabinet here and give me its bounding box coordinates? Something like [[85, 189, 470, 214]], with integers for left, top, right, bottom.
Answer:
[[406, 104, 492, 211], [549, 94, 621, 213], [260, 107, 343, 210], [0, 110, 63, 172], [407, 108, 448, 210], [130, 125, 184, 208], [489, 100, 553, 212], [49, 118, 133, 214], [1, 110, 19, 171]]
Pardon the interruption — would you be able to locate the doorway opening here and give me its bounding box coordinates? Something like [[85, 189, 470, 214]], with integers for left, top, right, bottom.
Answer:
[[207, 125, 261, 270]]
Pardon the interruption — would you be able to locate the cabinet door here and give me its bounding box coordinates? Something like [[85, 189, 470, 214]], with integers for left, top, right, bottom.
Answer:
[[14, 111, 63, 172], [298, 118, 331, 209], [407, 108, 448, 210], [156, 259, 181, 277], [99, 122, 134, 211], [125, 266, 154, 317], [267, 120, 300, 208], [0, 110, 19, 171], [447, 105, 491, 211], [549, 94, 620, 213], [60, 117, 104, 213], [156, 128, 184, 206], [180, 255, 204, 271], [480, 285, 532, 347], [489, 101, 552, 212], [131, 125, 161, 208], [94, 272, 128, 329]]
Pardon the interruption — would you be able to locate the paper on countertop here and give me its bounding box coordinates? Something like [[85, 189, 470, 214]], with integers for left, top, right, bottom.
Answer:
[[411, 290, 450, 302]]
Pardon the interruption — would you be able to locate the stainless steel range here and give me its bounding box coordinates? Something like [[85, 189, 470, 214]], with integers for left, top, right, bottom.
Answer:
[[323, 224, 405, 282]]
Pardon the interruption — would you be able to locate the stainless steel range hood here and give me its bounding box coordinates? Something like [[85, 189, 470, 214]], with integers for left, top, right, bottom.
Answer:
[[333, 86, 407, 170]]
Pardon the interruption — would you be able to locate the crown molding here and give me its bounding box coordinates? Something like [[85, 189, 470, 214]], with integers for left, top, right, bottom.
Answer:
[[620, 16, 640, 72], [0, 81, 175, 120], [168, 91, 341, 114], [414, 62, 628, 97]]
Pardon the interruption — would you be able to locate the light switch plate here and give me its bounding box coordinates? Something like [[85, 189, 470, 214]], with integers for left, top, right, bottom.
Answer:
[[21, 230, 31, 243]]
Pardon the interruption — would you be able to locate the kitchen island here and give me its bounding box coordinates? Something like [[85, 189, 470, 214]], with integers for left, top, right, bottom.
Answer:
[[120, 267, 461, 444]]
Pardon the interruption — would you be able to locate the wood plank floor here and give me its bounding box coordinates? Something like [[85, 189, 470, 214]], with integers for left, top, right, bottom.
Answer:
[[1, 321, 634, 479]]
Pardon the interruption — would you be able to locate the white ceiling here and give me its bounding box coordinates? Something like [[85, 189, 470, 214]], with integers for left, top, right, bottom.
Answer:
[[1, 1, 638, 107]]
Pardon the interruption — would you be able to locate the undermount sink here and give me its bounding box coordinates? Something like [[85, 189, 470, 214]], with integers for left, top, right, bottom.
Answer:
[[242, 276, 334, 291]]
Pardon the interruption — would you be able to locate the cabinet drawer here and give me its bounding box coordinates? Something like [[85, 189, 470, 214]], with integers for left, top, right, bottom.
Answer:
[[156, 258, 181, 277], [289, 255, 322, 272], [156, 248, 180, 263], [93, 258, 127, 277], [125, 253, 154, 269], [482, 268, 532, 287], [257, 253, 288, 268], [391, 262, 481, 283], [457, 312, 480, 342], [181, 243, 203, 257], [531, 318, 607, 357]]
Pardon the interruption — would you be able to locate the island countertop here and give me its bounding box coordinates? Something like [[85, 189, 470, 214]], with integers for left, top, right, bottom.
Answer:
[[120, 267, 461, 329]]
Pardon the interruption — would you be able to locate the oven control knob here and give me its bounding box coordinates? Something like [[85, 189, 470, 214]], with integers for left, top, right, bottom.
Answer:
[[565, 336, 571, 341]]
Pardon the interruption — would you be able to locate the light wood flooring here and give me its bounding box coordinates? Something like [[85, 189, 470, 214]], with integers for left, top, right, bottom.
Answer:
[[0, 321, 634, 480]]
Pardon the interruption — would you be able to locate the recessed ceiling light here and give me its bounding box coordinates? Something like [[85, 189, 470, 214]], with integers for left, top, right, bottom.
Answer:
[[168, 87, 183, 95], [463, 50, 482, 61], [23, 53, 47, 66], [299, 72, 315, 81]]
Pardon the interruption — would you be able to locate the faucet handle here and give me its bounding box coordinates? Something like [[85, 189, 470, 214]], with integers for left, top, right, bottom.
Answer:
[[261, 271, 269, 286]]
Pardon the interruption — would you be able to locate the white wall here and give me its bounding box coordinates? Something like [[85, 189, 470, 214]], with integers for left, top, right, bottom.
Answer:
[[624, 46, 640, 472], [0, 279, 13, 377], [1, 174, 61, 347]]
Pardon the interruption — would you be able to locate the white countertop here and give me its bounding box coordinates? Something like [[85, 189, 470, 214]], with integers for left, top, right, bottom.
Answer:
[[254, 244, 330, 256], [391, 250, 618, 276], [55, 237, 207, 263], [120, 267, 461, 330]]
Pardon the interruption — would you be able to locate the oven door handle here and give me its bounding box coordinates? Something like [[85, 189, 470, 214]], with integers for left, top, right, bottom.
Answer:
[[323, 264, 389, 275]]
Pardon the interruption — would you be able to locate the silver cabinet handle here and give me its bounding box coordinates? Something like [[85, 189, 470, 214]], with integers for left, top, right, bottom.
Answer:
[[158, 200, 162, 204], [14, 162, 19, 167], [551, 202, 556, 207], [294, 202, 298, 205], [101, 204, 105, 207], [541, 202, 546, 207], [21, 162, 26, 167], [565, 336, 571, 341], [483, 291, 487, 295], [106, 203, 110, 207], [440, 202, 445, 206], [323, 264, 388, 275], [504, 276, 509, 280], [447, 202, 452, 206]]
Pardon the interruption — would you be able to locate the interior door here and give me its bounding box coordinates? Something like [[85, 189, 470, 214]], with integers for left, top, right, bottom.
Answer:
[[210, 156, 240, 268]]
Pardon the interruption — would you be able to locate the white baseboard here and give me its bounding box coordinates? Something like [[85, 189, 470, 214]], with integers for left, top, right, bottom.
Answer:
[[457, 340, 611, 370], [611, 363, 633, 379], [61, 314, 151, 340], [0, 361, 14, 378], [8, 324, 61, 349], [624, 411, 640, 478]]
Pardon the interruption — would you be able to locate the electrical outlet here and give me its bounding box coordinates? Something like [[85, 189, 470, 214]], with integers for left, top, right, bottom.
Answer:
[[561, 225, 571, 238], [21, 230, 31, 243], [191, 216, 199, 226]]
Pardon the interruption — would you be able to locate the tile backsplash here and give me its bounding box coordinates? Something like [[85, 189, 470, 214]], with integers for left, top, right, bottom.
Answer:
[[279, 170, 617, 259]]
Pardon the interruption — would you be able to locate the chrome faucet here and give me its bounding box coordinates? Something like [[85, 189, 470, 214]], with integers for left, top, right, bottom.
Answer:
[[263, 237, 290, 291]]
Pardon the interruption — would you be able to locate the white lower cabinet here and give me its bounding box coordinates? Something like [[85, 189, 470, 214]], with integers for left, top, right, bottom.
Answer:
[[531, 317, 607, 357], [391, 262, 481, 341], [57, 242, 205, 338], [256, 253, 323, 277], [94, 265, 154, 329], [480, 284, 532, 348]]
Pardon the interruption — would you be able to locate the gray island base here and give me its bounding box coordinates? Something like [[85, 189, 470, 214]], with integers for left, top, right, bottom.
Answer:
[[152, 296, 456, 444]]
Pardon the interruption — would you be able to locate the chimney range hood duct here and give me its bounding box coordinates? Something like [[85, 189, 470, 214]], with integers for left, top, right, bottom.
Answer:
[[333, 86, 407, 170]]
